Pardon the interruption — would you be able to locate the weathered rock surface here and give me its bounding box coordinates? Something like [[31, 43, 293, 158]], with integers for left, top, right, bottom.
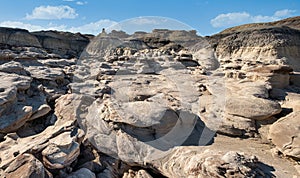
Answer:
[[0, 27, 41, 48], [1, 153, 51, 178], [33, 30, 90, 58], [269, 111, 300, 160], [208, 17, 300, 72], [42, 130, 83, 169], [0, 17, 300, 178], [0, 27, 90, 59], [199, 76, 281, 137], [153, 147, 270, 178]]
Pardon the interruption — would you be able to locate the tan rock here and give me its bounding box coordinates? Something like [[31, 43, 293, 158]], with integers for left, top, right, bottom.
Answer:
[[42, 130, 83, 169], [2, 153, 50, 178], [123, 169, 153, 178], [225, 96, 281, 120], [153, 147, 265, 178], [0, 94, 81, 169], [29, 104, 51, 120], [0, 105, 32, 133], [268, 111, 300, 160]]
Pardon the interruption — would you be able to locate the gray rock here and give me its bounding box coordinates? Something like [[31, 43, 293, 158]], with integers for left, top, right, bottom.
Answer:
[[67, 168, 96, 178], [33, 30, 90, 58], [0, 27, 41, 47]]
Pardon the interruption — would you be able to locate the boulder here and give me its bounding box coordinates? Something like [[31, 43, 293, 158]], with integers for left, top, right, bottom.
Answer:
[[2, 153, 50, 178], [225, 96, 281, 120], [67, 168, 96, 178], [0, 72, 33, 133], [268, 111, 300, 160], [42, 130, 83, 169], [0, 94, 81, 169], [200, 77, 281, 136]]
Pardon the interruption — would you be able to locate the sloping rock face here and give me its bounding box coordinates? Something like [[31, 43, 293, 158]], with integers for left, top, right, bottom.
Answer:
[[0, 16, 300, 178], [0, 27, 90, 59], [33, 31, 90, 58], [219, 16, 300, 34], [209, 17, 300, 72], [0, 27, 41, 48]]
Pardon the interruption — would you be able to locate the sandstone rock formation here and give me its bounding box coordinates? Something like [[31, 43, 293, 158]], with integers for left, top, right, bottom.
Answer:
[[208, 16, 300, 72], [0, 27, 90, 59], [0, 16, 300, 177]]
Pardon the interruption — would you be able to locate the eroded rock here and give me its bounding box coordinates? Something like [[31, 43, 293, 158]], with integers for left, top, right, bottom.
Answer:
[[153, 147, 267, 177], [269, 111, 300, 160], [1, 153, 50, 178]]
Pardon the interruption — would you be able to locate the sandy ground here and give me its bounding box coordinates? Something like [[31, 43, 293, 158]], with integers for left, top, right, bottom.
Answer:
[[210, 134, 299, 177]]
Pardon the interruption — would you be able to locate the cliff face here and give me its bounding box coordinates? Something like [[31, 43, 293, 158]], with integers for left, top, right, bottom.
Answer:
[[0, 27, 41, 48], [32, 31, 91, 58], [0, 27, 91, 58], [209, 16, 300, 72]]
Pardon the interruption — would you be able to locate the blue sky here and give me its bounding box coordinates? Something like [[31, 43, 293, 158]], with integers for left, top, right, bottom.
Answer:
[[0, 0, 299, 36]]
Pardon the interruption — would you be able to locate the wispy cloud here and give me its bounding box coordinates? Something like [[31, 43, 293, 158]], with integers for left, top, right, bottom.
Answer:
[[69, 19, 117, 34], [274, 9, 296, 17], [0, 21, 67, 31], [210, 9, 297, 28], [0, 19, 117, 35], [63, 0, 75, 2], [25, 5, 78, 20], [76, 1, 88, 5], [210, 12, 251, 28]]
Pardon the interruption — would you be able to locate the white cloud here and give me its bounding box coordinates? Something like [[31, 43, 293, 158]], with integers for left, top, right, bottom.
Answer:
[[210, 12, 250, 28], [63, 0, 75, 2], [0, 21, 67, 31], [69, 19, 117, 34], [26, 5, 78, 20], [0, 19, 117, 35], [76, 1, 88, 5], [274, 9, 296, 17], [251, 15, 278, 22], [211, 9, 297, 28]]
